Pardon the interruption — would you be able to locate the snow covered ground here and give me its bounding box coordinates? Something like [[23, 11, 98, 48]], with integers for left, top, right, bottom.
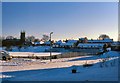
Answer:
[[0, 51, 120, 81], [2, 46, 50, 52]]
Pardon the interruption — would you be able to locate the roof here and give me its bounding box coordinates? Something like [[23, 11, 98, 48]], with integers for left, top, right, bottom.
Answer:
[[59, 40, 77, 46], [78, 43, 104, 47], [44, 41, 50, 44], [88, 39, 113, 43], [32, 41, 44, 45], [55, 40, 63, 44], [67, 40, 78, 43]]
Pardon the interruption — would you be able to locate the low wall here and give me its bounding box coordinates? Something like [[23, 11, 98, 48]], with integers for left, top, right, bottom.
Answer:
[[10, 52, 87, 60], [56, 52, 87, 59]]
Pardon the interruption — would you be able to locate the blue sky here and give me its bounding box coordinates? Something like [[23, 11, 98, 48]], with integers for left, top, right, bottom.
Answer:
[[2, 2, 118, 41]]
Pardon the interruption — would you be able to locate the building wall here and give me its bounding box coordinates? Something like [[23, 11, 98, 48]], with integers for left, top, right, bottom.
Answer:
[[20, 31, 25, 42], [2, 31, 26, 46]]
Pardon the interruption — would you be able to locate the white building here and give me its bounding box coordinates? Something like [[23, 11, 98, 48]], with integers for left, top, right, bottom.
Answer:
[[87, 39, 113, 43], [77, 43, 104, 49]]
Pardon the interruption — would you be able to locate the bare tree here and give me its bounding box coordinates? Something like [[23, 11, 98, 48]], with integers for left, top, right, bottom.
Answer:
[[99, 34, 110, 40], [34, 39, 40, 42], [41, 34, 49, 42], [6, 36, 14, 39], [26, 36, 35, 42]]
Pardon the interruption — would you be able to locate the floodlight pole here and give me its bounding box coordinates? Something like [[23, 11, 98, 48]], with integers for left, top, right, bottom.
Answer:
[[50, 32, 53, 62]]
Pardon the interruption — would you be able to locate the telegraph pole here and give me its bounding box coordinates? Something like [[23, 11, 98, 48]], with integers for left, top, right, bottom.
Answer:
[[50, 32, 53, 62]]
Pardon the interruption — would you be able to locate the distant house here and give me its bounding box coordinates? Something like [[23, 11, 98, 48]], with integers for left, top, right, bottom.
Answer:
[[60, 42, 72, 47], [43, 41, 51, 46], [59, 40, 78, 48], [32, 41, 44, 46], [77, 43, 104, 49], [54, 40, 63, 47], [87, 39, 113, 43], [54, 40, 78, 48], [67, 40, 78, 43], [79, 37, 88, 43], [76, 43, 104, 54]]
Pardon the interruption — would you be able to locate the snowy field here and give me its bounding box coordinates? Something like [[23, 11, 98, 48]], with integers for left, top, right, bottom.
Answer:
[[0, 51, 120, 81]]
